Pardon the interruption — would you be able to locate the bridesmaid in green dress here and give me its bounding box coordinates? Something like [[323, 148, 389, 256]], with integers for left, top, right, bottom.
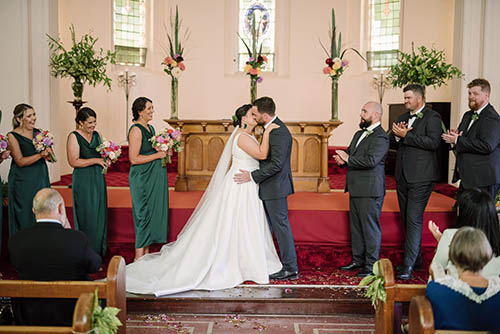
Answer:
[[66, 107, 108, 256], [7, 103, 51, 236], [128, 97, 169, 261]]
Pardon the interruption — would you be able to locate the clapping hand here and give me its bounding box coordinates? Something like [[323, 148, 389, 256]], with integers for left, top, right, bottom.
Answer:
[[392, 121, 412, 138], [428, 220, 442, 242], [442, 129, 462, 144]]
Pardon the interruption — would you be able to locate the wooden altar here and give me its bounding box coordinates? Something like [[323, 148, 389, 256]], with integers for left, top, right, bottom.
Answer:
[[166, 119, 342, 192]]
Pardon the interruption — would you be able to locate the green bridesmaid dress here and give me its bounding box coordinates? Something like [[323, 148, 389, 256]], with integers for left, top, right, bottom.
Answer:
[[72, 130, 108, 255], [8, 129, 50, 236], [128, 123, 169, 248]]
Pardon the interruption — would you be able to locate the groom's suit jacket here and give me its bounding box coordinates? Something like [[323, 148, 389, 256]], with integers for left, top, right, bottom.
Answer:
[[8, 222, 101, 326], [392, 107, 442, 183], [251, 117, 294, 200], [345, 125, 389, 197], [453, 103, 500, 188]]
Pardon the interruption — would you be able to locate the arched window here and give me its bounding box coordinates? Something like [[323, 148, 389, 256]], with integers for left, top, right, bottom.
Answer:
[[238, 0, 276, 72], [366, 0, 401, 70], [113, 0, 147, 66]]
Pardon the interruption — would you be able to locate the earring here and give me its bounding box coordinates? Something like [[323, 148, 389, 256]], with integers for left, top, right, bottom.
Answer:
[[244, 123, 247, 129]]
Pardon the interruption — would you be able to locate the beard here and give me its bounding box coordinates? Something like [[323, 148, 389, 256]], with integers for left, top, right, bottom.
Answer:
[[359, 118, 371, 129], [468, 100, 478, 110]]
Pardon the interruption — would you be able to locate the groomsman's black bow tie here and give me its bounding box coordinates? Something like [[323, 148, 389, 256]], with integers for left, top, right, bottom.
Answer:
[[409, 114, 417, 120]]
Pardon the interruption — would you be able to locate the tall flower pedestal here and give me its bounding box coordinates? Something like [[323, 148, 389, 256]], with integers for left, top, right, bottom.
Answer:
[[330, 78, 339, 121], [170, 77, 178, 120], [250, 77, 257, 103]]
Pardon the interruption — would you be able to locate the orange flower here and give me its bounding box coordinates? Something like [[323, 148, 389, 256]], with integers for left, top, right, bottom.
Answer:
[[249, 68, 258, 75]]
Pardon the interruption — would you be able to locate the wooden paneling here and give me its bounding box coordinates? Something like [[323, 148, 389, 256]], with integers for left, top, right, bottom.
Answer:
[[167, 119, 342, 192]]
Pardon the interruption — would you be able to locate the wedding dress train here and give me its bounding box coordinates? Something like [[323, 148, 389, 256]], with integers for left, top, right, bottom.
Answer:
[[126, 130, 283, 296]]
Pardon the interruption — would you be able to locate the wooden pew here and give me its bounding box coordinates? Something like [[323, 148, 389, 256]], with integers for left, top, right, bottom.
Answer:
[[0, 292, 94, 333], [375, 258, 426, 334], [0, 255, 126, 334], [409, 296, 489, 334]]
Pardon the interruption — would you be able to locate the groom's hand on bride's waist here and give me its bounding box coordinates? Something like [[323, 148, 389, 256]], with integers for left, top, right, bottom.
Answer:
[[234, 169, 252, 184]]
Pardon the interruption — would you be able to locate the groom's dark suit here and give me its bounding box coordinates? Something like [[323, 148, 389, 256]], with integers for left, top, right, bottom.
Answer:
[[251, 117, 297, 272], [345, 124, 389, 270], [8, 221, 101, 326], [453, 103, 500, 199], [392, 107, 442, 269]]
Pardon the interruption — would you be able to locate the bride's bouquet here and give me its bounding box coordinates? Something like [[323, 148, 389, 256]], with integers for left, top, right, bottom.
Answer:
[[149, 128, 183, 166], [96, 139, 122, 174], [33, 130, 57, 162]]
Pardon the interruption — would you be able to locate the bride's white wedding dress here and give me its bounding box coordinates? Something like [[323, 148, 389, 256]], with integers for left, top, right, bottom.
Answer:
[[126, 129, 283, 296]]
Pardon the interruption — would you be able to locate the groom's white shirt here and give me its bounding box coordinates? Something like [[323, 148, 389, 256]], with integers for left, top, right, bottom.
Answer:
[[249, 116, 277, 184]]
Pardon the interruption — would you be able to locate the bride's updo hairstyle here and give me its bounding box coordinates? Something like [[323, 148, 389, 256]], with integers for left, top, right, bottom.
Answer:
[[232, 104, 252, 127]]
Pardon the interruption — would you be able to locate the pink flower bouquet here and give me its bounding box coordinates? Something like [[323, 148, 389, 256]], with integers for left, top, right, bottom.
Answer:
[[96, 139, 122, 174], [0, 134, 8, 153], [149, 128, 182, 166], [33, 130, 57, 162]]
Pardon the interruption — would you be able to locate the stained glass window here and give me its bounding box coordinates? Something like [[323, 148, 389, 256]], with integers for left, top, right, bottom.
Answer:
[[238, 0, 276, 72], [366, 0, 401, 70], [113, 0, 147, 66]]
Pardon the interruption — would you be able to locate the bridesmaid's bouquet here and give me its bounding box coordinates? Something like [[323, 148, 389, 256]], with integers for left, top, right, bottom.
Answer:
[[149, 128, 182, 166], [96, 139, 122, 174], [33, 130, 57, 162], [0, 134, 8, 153]]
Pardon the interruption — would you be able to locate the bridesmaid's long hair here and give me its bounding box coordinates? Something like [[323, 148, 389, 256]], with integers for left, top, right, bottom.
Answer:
[[12, 103, 33, 129]]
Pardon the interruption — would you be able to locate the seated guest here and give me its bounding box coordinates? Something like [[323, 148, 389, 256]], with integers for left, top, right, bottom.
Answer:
[[8, 188, 101, 326], [426, 227, 500, 331], [428, 188, 500, 277]]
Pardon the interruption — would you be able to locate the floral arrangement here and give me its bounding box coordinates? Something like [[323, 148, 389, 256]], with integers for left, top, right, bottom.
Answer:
[[47, 25, 116, 102], [0, 134, 8, 153], [163, 5, 190, 119], [149, 128, 183, 166], [33, 130, 57, 163], [495, 190, 500, 213], [238, 8, 269, 103], [91, 289, 122, 334], [359, 261, 386, 308], [320, 8, 365, 120], [96, 139, 122, 174], [388, 43, 463, 89]]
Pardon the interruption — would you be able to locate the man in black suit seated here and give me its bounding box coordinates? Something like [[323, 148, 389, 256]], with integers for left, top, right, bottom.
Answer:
[[8, 188, 101, 326], [391, 84, 442, 280], [442, 78, 500, 200], [334, 101, 389, 277]]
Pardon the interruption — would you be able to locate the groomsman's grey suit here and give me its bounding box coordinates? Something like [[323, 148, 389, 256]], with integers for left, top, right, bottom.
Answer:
[[344, 124, 389, 274], [453, 103, 500, 199], [251, 117, 298, 274], [392, 106, 442, 275]]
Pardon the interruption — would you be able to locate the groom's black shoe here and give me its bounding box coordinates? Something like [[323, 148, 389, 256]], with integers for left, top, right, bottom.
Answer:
[[269, 269, 299, 281], [339, 262, 364, 271]]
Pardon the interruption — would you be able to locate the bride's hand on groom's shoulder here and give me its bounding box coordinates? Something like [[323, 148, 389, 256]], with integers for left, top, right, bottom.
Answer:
[[266, 124, 280, 133]]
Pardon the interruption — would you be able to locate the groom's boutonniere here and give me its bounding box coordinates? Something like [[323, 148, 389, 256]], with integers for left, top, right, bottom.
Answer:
[[364, 129, 374, 136], [416, 111, 424, 119], [471, 112, 479, 121]]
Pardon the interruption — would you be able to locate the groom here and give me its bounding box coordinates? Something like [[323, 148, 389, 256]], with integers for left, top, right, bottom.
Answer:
[[234, 96, 298, 280]]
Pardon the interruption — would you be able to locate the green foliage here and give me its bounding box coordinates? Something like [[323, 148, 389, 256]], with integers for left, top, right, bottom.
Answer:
[[358, 261, 387, 308], [47, 25, 116, 89], [388, 43, 463, 89], [92, 289, 122, 334], [166, 6, 188, 58]]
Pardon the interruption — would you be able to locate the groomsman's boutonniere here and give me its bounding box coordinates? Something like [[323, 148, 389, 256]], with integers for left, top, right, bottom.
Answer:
[[471, 112, 479, 121], [364, 129, 374, 136], [416, 111, 424, 119]]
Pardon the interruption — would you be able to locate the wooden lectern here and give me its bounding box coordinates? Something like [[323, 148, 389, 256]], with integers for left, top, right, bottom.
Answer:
[[166, 119, 342, 192]]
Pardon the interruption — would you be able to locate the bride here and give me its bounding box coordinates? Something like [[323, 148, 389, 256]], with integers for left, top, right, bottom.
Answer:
[[126, 104, 283, 296]]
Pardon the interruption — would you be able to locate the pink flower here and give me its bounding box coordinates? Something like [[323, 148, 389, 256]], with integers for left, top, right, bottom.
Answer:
[[262, 55, 268, 62], [342, 59, 349, 66], [249, 68, 258, 75], [164, 57, 173, 65], [323, 66, 331, 74], [156, 136, 165, 144], [257, 76, 263, 83], [178, 62, 185, 71]]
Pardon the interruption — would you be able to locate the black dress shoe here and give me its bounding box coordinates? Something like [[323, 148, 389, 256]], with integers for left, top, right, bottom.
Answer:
[[397, 266, 413, 280], [269, 269, 299, 281], [339, 262, 364, 271], [357, 267, 373, 277]]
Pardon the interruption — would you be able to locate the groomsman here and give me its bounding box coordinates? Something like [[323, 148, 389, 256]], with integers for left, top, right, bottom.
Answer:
[[391, 84, 442, 280], [335, 102, 389, 277], [443, 78, 500, 200]]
